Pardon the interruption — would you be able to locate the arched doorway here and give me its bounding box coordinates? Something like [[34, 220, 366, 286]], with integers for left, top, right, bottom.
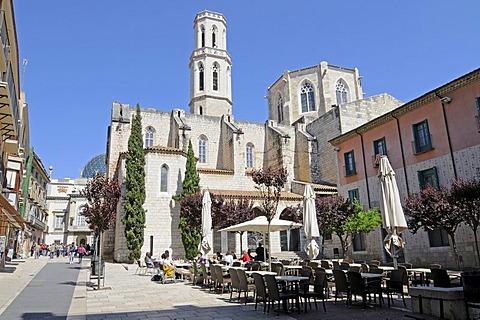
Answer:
[[76, 235, 86, 246]]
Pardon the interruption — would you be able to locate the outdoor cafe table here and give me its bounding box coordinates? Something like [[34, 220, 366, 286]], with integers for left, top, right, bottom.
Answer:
[[377, 266, 395, 271], [407, 268, 461, 286], [360, 272, 385, 279], [245, 270, 277, 276]]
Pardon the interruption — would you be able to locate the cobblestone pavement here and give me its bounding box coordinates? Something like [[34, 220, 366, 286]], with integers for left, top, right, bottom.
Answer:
[[1, 257, 439, 320]]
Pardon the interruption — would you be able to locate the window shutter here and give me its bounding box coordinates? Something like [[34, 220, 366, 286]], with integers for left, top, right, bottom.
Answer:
[[432, 166, 439, 188], [476, 97, 480, 115], [418, 170, 424, 190]]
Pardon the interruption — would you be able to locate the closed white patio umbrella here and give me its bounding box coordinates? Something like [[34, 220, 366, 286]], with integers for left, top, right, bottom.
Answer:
[[378, 155, 408, 268], [199, 190, 212, 258], [303, 185, 320, 259]]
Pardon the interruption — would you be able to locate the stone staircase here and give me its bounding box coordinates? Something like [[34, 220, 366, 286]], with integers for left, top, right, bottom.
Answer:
[[271, 251, 307, 261]]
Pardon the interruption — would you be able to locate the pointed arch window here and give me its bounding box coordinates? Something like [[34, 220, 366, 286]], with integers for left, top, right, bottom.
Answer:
[[199, 63, 204, 91], [212, 26, 217, 48], [160, 165, 168, 192], [200, 26, 205, 47], [212, 64, 219, 91], [335, 79, 349, 104], [145, 127, 155, 147], [277, 94, 284, 123], [246, 143, 254, 168], [198, 136, 207, 163], [300, 82, 315, 113]]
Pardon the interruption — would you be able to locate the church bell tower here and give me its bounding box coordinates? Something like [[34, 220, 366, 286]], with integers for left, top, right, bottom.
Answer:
[[189, 11, 232, 117]]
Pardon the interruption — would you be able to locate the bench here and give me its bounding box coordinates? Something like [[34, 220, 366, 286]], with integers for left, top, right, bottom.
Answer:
[[410, 286, 465, 320]]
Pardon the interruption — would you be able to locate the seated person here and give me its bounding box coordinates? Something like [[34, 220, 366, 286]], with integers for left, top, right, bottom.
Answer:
[[241, 250, 251, 263], [247, 249, 254, 260], [222, 250, 234, 266], [195, 252, 206, 266], [216, 251, 223, 260], [209, 255, 219, 265], [144, 252, 154, 267], [160, 253, 175, 278]]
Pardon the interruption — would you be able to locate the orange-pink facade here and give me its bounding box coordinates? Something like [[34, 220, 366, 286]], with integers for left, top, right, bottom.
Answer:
[[330, 68, 480, 268]]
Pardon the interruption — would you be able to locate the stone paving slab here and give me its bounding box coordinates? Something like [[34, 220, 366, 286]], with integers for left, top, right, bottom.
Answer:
[[0, 257, 440, 320], [85, 262, 437, 320]]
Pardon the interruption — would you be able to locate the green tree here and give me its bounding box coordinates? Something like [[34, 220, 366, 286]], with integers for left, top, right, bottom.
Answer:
[[175, 140, 201, 259], [343, 199, 382, 256], [450, 178, 480, 265], [315, 196, 355, 258], [81, 172, 121, 289], [122, 104, 146, 262]]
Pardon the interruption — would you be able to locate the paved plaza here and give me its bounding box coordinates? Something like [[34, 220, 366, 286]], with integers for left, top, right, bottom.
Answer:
[[0, 257, 438, 320]]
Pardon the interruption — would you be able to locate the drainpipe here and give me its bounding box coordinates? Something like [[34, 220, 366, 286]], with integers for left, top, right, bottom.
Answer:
[[435, 93, 458, 179], [356, 131, 371, 207], [392, 115, 410, 195]]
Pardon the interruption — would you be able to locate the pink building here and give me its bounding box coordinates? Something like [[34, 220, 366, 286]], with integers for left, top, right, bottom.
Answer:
[[330, 68, 480, 268]]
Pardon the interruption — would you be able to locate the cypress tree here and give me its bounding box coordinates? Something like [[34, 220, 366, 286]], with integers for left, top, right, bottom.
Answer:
[[122, 104, 146, 262], [176, 140, 201, 259]]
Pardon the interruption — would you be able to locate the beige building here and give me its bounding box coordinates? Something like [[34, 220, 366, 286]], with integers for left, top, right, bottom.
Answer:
[[105, 10, 402, 262]]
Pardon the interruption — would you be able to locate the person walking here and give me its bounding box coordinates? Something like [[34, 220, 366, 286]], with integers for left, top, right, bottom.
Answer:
[[68, 242, 76, 264], [77, 244, 87, 264]]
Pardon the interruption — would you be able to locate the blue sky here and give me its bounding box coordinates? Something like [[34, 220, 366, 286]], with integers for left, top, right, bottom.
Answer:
[[13, 1, 479, 179]]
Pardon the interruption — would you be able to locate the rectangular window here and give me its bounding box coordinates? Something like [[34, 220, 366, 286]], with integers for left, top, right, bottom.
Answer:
[[344, 151, 356, 176], [55, 215, 64, 229], [418, 167, 439, 189], [301, 92, 308, 113], [323, 233, 332, 241], [352, 231, 366, 251], [348, 189, 359, 201], [373, 137, 387, 156], [77, 215, 86, 227], [413, 120, 432, 153], [428, 229, 449, 247]]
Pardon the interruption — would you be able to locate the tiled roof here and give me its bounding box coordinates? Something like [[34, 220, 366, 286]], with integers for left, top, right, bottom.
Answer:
[[208, 189, 303, 201], [198, 168, 234, 175]]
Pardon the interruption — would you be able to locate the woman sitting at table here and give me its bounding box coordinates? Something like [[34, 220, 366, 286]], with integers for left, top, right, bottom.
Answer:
[[222, 250, 234, 266], [160, 253, 175, 278], [144, 252, 154, 267], [241, 250, 251, 263]]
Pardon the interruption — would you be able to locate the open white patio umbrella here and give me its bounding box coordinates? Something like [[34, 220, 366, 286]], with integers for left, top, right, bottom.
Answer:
[[218, 215, 302, 270], [303, 185, 320, 259], [199, 190, 212, 258], [378, 155, 408, 268]]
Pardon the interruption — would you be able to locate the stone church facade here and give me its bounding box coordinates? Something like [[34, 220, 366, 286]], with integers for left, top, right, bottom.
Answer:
[[105, 10, 401, 262]]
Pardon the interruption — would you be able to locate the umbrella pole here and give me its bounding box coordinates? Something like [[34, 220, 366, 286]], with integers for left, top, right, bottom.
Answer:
[[268, 222, 272, 272], [392, 238, 398, 269]]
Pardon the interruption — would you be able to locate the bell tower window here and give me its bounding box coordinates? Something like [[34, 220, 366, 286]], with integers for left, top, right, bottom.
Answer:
[[200, 26, 205, 47], [199, 63, 204, 91], [212, 25, 217, 48], [212, 64, 219, 91]]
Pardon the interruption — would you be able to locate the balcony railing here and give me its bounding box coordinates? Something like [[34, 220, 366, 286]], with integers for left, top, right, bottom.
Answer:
[[28, 214, 46, 230], [0, 63, 19, 138]]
